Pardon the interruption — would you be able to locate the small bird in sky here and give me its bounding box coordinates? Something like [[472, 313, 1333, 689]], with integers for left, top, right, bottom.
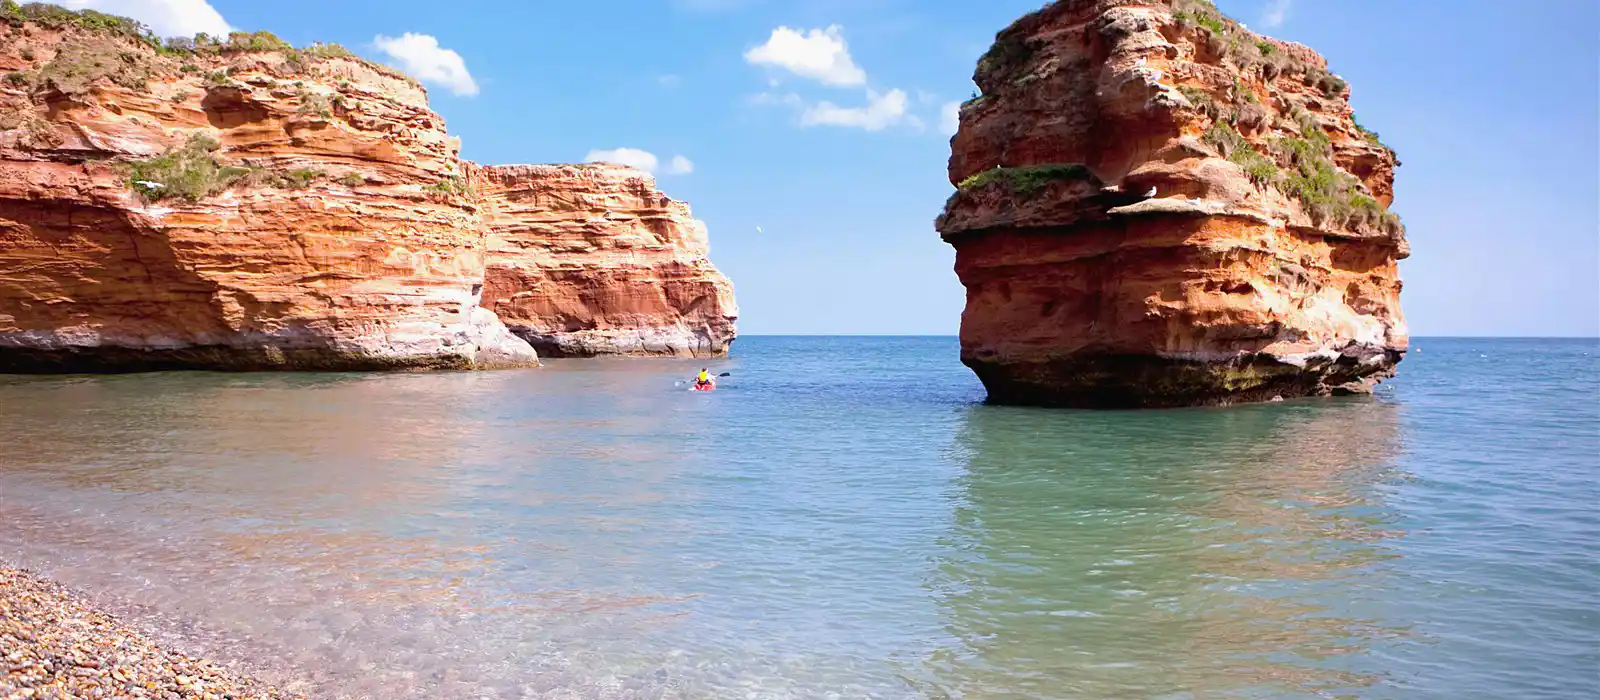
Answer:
[[755, 225, 764, 234]]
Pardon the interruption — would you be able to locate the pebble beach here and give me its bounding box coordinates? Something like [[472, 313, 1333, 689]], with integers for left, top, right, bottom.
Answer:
[[1, 567, 301, 700]]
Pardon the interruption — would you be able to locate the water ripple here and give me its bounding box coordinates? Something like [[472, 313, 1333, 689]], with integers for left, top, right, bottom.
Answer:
[[1, 337, 1595, 699]]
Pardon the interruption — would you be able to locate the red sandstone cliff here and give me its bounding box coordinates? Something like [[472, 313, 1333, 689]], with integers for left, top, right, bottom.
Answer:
[[0, 11, 532, 370], [939, 0, 1407, 407], [476, 164, 737, 357], [0, 6, 735, 371]]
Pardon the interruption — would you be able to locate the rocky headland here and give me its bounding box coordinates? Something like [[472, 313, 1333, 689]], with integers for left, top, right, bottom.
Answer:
[[477, 163, 737, 357], [939, 0, 1408, 407], [0, 3, 735, 372]]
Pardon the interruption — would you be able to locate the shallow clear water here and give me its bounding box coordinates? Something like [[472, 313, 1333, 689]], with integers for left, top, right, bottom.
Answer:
[[1, 337, 1596, 699]]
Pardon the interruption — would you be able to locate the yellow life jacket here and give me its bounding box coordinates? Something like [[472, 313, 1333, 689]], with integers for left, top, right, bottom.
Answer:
[[697, 371, 710, 383]]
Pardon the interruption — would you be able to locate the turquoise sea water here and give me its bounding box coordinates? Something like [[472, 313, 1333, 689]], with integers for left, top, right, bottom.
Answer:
[[0, 337, 1596, 699]]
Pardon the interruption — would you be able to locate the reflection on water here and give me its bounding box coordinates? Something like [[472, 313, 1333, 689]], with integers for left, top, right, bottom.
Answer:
[[920, 401, 1404, 698], [0, 370, 724, 698], [1, 337, 1596, 699]]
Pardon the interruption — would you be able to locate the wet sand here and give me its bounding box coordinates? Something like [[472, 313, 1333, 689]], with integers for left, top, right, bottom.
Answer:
[[1, 567, 303, 700]]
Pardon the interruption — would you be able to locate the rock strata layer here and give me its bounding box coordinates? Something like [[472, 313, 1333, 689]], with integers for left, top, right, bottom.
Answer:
[[477, 164, 738, 357], [938, 0, 1408, 407]]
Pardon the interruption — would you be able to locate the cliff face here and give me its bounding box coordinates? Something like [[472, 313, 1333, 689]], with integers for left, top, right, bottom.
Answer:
[[0, 15, 536, 371], [0, 7, 739, 372], [939, 0, 1408, 407], [476, 164, 737, 357]]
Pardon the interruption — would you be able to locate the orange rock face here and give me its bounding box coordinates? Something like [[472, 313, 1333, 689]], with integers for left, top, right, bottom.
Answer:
[[477, 164, 737, 357], [939, 0, 1408, 407], [0, 14, 736, 372], [0, 21, 534, 371]]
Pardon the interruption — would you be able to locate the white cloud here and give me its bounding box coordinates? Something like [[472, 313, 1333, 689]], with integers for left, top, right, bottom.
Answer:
[[1262, 0, 1292, 28], [751, 89, 924, 132], [584, 149, 695, 176], [57, 0, 229, 38], [744, 25, 867, 87], [585, 148, 660, 172], [373, 33, 479, 97], [800, 89, 912, 131], [939, 100, 962, 136]]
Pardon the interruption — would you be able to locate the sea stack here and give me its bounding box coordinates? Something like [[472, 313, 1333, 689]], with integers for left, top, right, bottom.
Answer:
[[476, 164, 738, 357], [938, 0, 1408, 408], [0, 6, 736, 372]]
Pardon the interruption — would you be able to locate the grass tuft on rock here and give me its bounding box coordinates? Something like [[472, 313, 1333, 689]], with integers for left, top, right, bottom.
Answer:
[[426, 175, 474, 199], [975, 33, 1035, 87], [124, 133, 328, 202], [957, 163, 1094, 199], [277, 168, 320, 189], [1178, 85, 1222, 121], [1270, 131, 1398, 233], [1351, 112, 1387, 149], [1173, 8, 1226, 36], [295, 90, 333, 118], [1302, 66, 1347, 97], [302, 42, 354, 60], [1202, 121, 1246, 157], [124, 133, 243, 202], [1230, 145, 1279, 187]]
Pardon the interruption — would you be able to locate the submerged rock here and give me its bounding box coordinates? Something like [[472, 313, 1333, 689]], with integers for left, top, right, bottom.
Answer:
[[938, 0, 1408, 408]]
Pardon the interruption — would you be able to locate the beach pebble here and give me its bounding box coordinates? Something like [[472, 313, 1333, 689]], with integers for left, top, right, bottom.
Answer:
[[1, 567, 303, 700]]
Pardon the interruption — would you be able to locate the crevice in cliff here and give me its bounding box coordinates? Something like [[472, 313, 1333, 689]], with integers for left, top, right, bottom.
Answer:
[[201, 87, 271, 130]]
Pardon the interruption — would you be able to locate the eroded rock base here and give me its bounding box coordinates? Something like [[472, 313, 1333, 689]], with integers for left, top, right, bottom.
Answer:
[[966, 345, 1400, 409], [515, 328, 732, 359], [0, 345, 534, 374]]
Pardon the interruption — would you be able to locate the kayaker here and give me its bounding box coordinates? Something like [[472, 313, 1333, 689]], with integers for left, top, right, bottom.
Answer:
[[695, 368, 714, 389]]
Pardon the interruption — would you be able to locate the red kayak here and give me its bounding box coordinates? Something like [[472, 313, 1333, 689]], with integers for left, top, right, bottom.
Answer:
[[692, 381, 716, 392]]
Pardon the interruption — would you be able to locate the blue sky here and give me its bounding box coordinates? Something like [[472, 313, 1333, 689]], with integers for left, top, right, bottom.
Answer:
[[77, 0, 1600, 336]]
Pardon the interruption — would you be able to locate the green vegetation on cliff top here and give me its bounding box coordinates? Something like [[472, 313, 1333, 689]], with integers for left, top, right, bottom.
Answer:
[[0, 1, 149, 41], [969, 0, 1387, 159], [1, 1, 418, 88], [1172, 0, 1349, 100]]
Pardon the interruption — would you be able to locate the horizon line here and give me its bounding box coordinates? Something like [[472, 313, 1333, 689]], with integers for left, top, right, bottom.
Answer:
[[732, 334, 1600, 340]]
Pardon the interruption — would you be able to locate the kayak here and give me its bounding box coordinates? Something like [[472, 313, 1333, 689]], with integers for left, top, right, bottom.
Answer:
[[691, 382, 716, 392]]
